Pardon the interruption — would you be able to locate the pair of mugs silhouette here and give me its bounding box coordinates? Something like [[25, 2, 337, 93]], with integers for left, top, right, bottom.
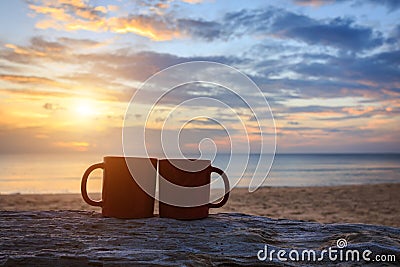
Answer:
[[81, 156, 230, 220]]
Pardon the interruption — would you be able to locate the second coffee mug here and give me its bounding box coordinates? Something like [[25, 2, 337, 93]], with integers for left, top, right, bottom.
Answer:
[[158, 159, 230, 220], [81, 156, 157, 219]]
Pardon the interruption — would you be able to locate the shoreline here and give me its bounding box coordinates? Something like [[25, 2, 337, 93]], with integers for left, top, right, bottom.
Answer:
[[2, 181, 400, 195], [1, 183, 399, 227]]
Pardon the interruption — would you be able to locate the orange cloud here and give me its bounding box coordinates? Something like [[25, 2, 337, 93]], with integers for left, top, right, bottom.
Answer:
[[382, 88, 400, 97], [108, 17, 181, 41], [29, 1, 107, 31], [4, 38, 69, 63], [181, 0, 205, 3], [295, 0, 335, 7], [107, 5, 119, 12], [283, 111, 343, 121], [29, 4, 71, 21], [0, 88, 72, 101], [53, 141, 90, 151], [0, 74, 67, 88], [357, 79, 378, 87], [57, 0, 86, 8], [342, 106, 375, 116], [28, 1, 182, 41], [5, 44, 46, 56], [155, 3, 170, 9]]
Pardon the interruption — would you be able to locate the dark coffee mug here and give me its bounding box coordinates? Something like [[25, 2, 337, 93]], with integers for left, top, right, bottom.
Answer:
[[81, 156, 157, 219], [158, 159, 230, 220]]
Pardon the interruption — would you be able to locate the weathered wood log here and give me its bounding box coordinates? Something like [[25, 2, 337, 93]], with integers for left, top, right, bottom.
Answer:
[[0, 211, 399, 266]]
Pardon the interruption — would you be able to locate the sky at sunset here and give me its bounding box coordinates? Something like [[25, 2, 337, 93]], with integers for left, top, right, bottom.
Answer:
[[0, 0, 399, 155]]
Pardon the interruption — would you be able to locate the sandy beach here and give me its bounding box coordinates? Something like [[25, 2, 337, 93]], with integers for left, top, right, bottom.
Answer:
[[1, 183, 399, 227]]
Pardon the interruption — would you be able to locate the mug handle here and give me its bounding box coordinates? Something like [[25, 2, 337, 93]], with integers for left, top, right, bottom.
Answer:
[[81, 163, 104, 207], [209, 166, 230, 208]]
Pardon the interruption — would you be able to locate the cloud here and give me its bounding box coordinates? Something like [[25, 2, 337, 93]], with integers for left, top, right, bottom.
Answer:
[[0, 125, 123, 154], [28, 0, 108, 31], [3, 37, 67, 63], [107, 15, 181, 41], [53, 141, 90, 152], [293, 0, 400, 11], [177, 19, 224, 41], [79, 49, 242, 84], [274, 17, 383, 51], [2, 31, 397, 107], [0, 88, 73, 100], [247, 40, 399, 101], [277, 118, 400, 152], [2, 35, 243, 86], [0, 74, 131, 104], [0, 74, 67, 88], [183, 117, 234, 127], [26, 1, 386, 49], [57, 37, 102, 48], [1, 30, 397, 140], [153, 7, 383, 51], [294, 0, 334, 7], [222, 8, 383, 51], [43, 103, 63, 110], [28, 0, 181, 41], [181, 0, 205, 3], [1, 2, 398, 154], [2, 34, 397, 109], [276, 104, 395, 122], [363, 0, 400, 9], [2, 36, 104, 66], [292, 50, 400, 86], [387, 24, 400, 47]]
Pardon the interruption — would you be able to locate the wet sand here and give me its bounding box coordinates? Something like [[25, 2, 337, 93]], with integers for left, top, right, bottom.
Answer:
[[1, 183, 399, 227]]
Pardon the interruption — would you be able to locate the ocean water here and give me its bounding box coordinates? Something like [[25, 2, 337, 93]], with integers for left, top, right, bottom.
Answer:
[[214, 153, 400, 188], [0, 153, 399, 194]]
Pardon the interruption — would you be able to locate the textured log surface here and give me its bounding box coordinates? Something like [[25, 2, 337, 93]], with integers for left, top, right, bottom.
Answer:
[[0, 211, 399, 266]]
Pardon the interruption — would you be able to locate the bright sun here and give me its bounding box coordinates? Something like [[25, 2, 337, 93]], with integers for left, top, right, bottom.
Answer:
[[75, 100, 95, 116]]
